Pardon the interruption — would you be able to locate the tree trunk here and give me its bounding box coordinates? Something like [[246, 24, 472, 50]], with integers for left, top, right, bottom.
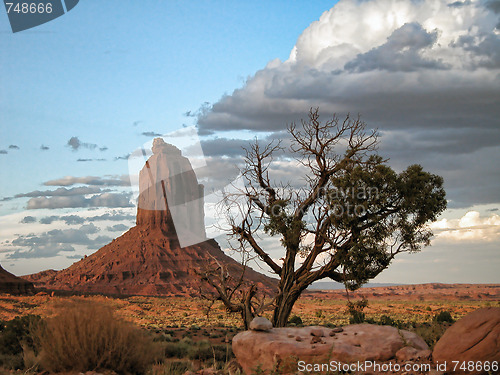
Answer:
[[271, 289, 302, 327]]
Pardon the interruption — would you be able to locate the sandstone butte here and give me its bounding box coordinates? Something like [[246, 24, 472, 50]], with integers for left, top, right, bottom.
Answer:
[[0, 264, 34, 295], [24, 138, 277, 296]]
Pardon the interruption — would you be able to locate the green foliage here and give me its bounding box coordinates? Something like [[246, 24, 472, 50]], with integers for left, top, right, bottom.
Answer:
[[0, 314, 41, 370], [378, 314, 396, 326], [331, 157, 447, 290], [347, 299, 368, 324], [0, 315, 40, 356], [412, 321, 450, 349], [434, 310, 454, 323], [287, 315, 303, 326], [164, 338, 233, 363]]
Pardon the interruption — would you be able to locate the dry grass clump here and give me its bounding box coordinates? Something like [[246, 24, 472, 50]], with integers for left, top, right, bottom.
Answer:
[[34, 298, 160, 374]]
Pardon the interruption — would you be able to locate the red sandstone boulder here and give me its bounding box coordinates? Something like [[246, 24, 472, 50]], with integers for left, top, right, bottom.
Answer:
[[232, 324, 429, 374], [433, 307, 500, 374]]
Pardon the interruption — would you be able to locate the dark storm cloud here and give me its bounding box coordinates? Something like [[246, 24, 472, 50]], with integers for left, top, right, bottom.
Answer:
[[195, 0, 500, 208], [344, 23, 448, 72], [452, 33, 500, 68], [448, 0, 471, 8], [197, 138, 250, 157]]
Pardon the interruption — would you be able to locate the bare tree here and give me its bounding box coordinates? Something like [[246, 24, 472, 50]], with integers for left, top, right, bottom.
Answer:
[[197, 254, 270, 330], [219, 108, 446, 327]]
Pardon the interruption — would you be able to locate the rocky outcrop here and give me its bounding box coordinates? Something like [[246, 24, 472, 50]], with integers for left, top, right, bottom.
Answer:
[[232, 323, 430, 374], [0, 265, 35, 294], [137, 138, 206, 246], [25, 139, 276, 296], [433, 307, 500, 374]]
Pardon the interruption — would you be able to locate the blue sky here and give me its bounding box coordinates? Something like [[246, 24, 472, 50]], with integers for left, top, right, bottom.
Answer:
[[1, 0, 499, 284]]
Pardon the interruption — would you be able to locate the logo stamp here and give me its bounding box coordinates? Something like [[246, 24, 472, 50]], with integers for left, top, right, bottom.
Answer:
[[3, 0, 79, 33]]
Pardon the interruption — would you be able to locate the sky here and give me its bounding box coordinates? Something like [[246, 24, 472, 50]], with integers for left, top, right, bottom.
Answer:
[[0, 0, 499, 284]]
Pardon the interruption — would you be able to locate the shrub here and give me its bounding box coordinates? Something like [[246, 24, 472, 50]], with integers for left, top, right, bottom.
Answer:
[[288, 315, 303, 326], [434, 311, 454, 323], [378, 315, 396, 326], [0, 314, 41, 370], [0, 315, 41, 356], [347, 299, 368, 324], [34, 299, 160, 374]]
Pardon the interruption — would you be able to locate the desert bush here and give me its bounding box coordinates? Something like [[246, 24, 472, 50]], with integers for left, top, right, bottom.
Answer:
[[34, 299, 160, 374], [347, 299, 368, 324], [0, 314, 41, 370], [288, 315, 303, 326], [412, 321, 450, 349], [434, 310, 454, 323], [148, 360, 192, 375]]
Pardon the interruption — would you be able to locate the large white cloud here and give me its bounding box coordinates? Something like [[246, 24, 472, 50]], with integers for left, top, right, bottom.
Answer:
[[431, 210, 500, 241], [197, 0, 500, 208]]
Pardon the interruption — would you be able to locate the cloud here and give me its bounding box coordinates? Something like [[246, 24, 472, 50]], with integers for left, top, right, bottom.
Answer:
[[4, 223, 112, 259], [141, 131, 162, 137], [40, 145, 49, 150], [77, 158, 107, 162], [43, 175, 130, 187], [15, 186, 106, 198], [0, 150, 7, 154], [66, 137, 107, 152], [20, 216, 36, 224], [106, 223, 129, 232], [114, 154, 131, 161], [431, 211, 500, 242], [344, 23, 448, 72], [196, 0, 500, 208], [26, 192, 133, 209], [38, 211, 135, 225], [8, 145, 19, 150]]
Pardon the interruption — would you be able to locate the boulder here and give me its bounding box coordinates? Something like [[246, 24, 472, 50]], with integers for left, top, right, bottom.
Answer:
[[232, 324, 429, 374], [250, 317, 273, 332], [433, 307, 500, 374]]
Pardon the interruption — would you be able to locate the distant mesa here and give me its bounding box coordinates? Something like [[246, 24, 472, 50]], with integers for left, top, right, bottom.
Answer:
[[0, 265, 35, 295], [25, 138, 276, 296]]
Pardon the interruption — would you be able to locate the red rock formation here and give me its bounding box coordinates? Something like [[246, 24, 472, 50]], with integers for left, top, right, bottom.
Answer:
[[0, 265, 35, 294], [25, 139, 276, 296]]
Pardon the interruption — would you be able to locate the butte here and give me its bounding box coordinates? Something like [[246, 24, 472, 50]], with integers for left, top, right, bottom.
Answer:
[[26, 139, 276, 296]]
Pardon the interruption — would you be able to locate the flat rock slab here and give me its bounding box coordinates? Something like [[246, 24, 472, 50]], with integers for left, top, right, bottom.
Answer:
[[232, 324, 429, 374]]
